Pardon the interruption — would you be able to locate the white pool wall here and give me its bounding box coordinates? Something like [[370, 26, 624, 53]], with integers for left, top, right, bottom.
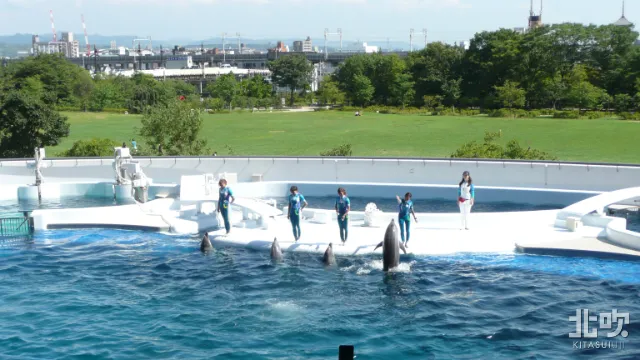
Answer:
[[2, 157, 639, 190], [1, 157, 638, 207]]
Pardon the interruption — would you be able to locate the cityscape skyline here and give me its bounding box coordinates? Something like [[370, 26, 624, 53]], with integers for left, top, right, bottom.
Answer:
[[0, 0, 634, 45]]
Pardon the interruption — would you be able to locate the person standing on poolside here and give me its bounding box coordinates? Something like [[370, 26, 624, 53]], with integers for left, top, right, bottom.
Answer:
[[396, 192, 418, 247], [217, 179, 235, 234], [335, 187, 351, 245], [287, 185, 308, 242], [457, 171, 475, 230]]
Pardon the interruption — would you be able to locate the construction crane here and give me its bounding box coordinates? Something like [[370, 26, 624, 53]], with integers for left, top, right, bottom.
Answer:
[[81, 14, 90, 56], [49, 10, 57, 42]]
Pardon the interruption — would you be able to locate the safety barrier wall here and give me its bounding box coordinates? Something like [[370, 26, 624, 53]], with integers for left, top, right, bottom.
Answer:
[[1, 157, 639, 192], [0, 179, 595, 207], [252, 181, 594, 207]]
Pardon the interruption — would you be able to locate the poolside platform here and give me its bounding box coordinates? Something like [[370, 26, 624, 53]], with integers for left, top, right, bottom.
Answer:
[[208, 212, 564, 257], [515, 225, 640, 261]]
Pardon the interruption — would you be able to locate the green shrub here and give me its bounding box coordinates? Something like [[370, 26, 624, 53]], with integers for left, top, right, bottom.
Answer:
[[450, 130, 556, 160], [320, 144, 353, 157], [58, 138, 121, 157], [487, 109, 513, 118], [432, 108, 480, 116], [487, 109, 540, 118], [204, 98, 226, 112], [552, 110, 580, 119], [527, 110, 542, 118], [55, 106, 82, 112], [583, 111, 608, 119], [460, 109, 482, 116], [102, 108, 129, 114], [617, 112, 640, 120]]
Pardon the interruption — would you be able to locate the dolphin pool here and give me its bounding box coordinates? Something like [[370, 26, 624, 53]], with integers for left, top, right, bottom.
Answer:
[[1, 197, 639, 359]]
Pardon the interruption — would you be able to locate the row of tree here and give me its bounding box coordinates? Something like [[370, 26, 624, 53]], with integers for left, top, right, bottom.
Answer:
[[5, 22, 640, 114], [323, 23, 640, 111]]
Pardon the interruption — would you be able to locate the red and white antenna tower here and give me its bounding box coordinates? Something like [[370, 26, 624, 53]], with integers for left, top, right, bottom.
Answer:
[[81, 14, 90, 56], [49, 10, 57, 42]]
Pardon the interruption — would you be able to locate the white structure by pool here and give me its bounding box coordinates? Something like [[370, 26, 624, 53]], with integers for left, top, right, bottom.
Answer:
[[1, 149, 639, 261]]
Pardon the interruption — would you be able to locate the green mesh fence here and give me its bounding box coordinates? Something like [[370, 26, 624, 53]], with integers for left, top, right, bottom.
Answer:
[[0, 214, 33, 237]]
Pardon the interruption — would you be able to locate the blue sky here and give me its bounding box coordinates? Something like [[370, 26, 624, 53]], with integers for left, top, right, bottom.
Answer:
[[0, 0, 633, 43]]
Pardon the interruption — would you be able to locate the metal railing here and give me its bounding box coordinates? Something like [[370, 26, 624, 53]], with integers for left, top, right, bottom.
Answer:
[[1, 155, 639, 168], [0, 213, 34, 237]]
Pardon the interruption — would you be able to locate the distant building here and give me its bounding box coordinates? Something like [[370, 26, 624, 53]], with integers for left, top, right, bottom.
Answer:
[[110, 41, 117, 50], [528, 0, 543, 29], [458, 41, 470, 50], [165, 55, 193, 70], [342, 41, 379, 53], [513, 27, 526, 34], [60, 32, 80, 58], [302, 36, 313, 52], [613, 0, 633, 26], [293, 37, 314, 53], [31, 32, 80, 58], [271, 41, 287, 53]]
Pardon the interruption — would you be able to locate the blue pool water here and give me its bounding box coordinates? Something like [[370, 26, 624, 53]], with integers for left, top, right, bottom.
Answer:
[[1, 229, 639, 359], [1, 197, 639, 359]]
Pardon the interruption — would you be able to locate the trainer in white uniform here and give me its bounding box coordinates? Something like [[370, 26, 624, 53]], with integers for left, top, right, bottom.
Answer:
[[457, 171, 475, 230]]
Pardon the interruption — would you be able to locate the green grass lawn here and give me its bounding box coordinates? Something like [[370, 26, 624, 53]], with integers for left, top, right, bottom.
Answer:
[[55, 111, 640, 163]]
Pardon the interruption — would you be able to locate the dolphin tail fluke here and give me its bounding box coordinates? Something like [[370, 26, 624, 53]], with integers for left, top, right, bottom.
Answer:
[[399, 240, 407, 254], [374, 241, 383, 251]]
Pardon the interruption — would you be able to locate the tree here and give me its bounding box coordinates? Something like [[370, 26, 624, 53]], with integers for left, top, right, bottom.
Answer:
[[0, 91, 70, 158], [316, 76, 345, 105], [89, 79, 123, 111], [207, 73, 237, 110], [441, 78, 462, 109], [422, 95, 443, 109], [239, 75, 272, 100], [542, 74, 567, 109], [614, 93, 634, 112], [138, 99, 208, 156], [127, 73, 176, 114], [351, 74, 375, 107], [4, 53, 94, 107], [59, 138, 120, 157], [391, 72, 415, 109], [461, 29, 524, 105], [407, 42, 465, 104], [495, 80, 526, 109], [566, 65, 605, 110], [268, 54, 314, 106]]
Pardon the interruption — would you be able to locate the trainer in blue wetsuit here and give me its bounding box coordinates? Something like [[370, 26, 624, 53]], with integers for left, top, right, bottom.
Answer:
[[335, 187, 351, 244], [396, 192, 418, 247], [287, 185, 308, 241], [217, 179, 235, 234]]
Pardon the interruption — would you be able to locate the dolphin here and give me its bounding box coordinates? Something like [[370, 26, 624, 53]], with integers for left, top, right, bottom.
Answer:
[[373, 219, 407, 271], [270, 237, 284, 262], [200, 233, 213, 252], [323, 243, 336, 266]]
